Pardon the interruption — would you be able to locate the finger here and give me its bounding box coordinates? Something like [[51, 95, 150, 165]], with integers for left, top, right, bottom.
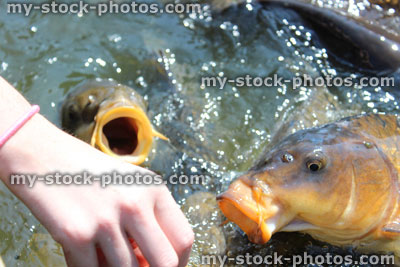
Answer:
[[154, 188, 194, 267], [124, 210, 178, 267], [98, 229, 139, 267], [62, 243, 98, 267]]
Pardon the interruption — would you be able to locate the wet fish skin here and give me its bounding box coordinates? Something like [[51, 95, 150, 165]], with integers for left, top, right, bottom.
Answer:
[[218, 113, 400, 256]]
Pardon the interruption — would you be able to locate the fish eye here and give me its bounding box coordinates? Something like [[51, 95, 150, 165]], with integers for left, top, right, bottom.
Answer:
[[307, 160, 322, 172], [305, 151, 327, 172], [67, 104, 80, 122], [281, 153, 294, 163]]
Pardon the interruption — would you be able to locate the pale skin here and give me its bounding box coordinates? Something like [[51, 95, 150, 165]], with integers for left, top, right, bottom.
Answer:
[[0, 77, 194, 267]]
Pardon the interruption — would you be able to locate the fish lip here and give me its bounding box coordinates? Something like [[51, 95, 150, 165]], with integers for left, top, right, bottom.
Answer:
[[280, 219, 317, 232], [217, 180, 282, 244], [217, 193, 272, 244], [90, 105, 167, 165]]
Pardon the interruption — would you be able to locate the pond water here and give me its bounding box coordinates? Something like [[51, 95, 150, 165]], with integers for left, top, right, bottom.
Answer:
[[0, 0, 399, 266]]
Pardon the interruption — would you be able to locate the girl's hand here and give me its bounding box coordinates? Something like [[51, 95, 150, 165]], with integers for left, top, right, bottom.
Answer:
[[0, 77, 194, 267]]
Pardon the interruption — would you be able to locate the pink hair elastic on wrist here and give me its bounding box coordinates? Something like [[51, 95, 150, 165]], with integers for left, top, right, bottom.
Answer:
[[0, 105, 40, 148]]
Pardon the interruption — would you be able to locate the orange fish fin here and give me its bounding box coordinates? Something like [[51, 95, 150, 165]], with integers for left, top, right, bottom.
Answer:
[[381, 222, 400, 238]]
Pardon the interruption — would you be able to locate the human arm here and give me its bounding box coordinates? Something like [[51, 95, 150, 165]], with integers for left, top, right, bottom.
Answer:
[[0, 77, 194, 267]]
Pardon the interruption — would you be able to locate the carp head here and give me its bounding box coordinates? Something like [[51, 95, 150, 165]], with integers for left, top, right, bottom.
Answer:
[[218, 115, 398, 245], [61, 79, 167, 165]]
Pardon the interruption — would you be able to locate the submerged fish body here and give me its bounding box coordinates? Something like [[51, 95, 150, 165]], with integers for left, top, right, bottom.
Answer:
[[61, 79, 167, 165], [216, 0, 400, 74], [260, 0, 400, 73], [218, 114, 400, 256]]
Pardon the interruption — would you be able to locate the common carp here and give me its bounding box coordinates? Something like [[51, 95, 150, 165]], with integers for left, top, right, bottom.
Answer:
[[61, 79, 167, 165], [216, 0, 400, 74], [218, 113, 400, 257]]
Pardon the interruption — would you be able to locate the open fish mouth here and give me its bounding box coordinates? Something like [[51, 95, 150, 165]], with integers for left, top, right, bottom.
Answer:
[[90, 105, 167, 165], [218, 178, 322, 244], [217, 179, 287, 244]]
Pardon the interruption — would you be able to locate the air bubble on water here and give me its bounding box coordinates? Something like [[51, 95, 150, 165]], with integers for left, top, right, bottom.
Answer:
[[190, 166, 198, 172], [183, 18, 195, 29], [276, 30, 284, 37], [1, 62, 8, 71], [96, 58, 106, 67], [108, 34, 122, 43], [136, 76, 148, 88], [48, 57, 57, 64], [347, 2, 360, 16], [327, 68, 337, 75], [386, 92, 395, 101]]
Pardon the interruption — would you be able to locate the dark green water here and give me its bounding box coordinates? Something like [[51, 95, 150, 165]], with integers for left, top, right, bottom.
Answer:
[[0, 0, 399, 266]]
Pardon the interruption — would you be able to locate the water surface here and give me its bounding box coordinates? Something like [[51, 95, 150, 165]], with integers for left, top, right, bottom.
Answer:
[[0, 0, 399, 266]]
